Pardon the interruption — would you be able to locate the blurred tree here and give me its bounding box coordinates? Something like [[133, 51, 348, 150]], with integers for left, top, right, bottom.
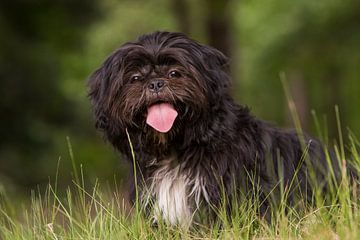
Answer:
[[172, 0, 190, 34], [0, 0, 99, 188], [204, 0, 232, 56]]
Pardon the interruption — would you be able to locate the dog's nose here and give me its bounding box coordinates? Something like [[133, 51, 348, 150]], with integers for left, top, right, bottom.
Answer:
[[148, 79, 165, 92]]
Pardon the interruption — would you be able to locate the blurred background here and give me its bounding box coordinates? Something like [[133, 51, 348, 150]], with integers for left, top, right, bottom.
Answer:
[[0, 0, 359, 195]]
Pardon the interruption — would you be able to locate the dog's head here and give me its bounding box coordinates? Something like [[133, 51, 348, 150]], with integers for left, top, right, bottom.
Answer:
[[88, 31, 230, 144]]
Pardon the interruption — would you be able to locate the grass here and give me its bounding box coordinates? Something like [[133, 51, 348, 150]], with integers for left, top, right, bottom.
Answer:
[[1, 90, 360, 239], [2, 148, 360, 240], [1, 125, 360, 239]]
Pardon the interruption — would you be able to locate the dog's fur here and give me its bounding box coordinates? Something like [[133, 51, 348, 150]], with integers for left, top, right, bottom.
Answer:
[[88, 31, 345, 226]]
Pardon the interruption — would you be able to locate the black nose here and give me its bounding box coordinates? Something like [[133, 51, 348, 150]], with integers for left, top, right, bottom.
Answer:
[[148, 79, 165, 92]]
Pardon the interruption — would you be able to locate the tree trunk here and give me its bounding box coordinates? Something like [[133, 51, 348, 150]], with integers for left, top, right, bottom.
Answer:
[[204, 0, 231, 56], [171, 0, 190, 34]]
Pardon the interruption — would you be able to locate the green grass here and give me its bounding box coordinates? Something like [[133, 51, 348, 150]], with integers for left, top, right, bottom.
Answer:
[[1, 150, 360, 240], [1, 122, 360, 239]]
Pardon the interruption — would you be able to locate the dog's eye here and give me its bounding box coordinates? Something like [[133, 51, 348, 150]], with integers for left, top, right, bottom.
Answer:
[[131, 75, 142, 82], [168, 70, 181, 78]]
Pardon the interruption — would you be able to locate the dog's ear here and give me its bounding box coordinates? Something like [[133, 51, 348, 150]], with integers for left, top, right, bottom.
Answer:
[[201, 45, 229, 70], [197, 44, 231, 99], [88, 50, 124, 130]]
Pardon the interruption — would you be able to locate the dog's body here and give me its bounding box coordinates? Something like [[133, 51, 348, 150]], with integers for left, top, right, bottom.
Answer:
[[88, 31, 344, 226]]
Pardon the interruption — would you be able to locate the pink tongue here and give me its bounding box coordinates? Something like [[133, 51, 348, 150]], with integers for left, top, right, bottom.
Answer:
[[146, 103, 178, 133]]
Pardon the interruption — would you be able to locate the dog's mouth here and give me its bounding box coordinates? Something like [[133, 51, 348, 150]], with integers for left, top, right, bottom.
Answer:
[[146, 101, 178, 133]]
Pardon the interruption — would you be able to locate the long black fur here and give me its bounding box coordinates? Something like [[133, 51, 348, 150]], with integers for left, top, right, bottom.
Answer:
[[88, 31, 346, 224]]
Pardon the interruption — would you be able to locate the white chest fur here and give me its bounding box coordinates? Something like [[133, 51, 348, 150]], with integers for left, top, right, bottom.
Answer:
[[154, 165, 191, 225], [141, 159, 209, 227]]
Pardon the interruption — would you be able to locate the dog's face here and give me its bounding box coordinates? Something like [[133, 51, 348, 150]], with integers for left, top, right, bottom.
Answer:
[[88, 32, 230, 144]]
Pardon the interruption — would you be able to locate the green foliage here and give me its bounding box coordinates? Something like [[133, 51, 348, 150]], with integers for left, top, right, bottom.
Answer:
[[238, 0, 360, 137], [0, 0, 103, 188]]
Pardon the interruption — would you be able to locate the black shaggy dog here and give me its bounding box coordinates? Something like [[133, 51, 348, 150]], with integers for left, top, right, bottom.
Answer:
[[88, 31, 345, 227]]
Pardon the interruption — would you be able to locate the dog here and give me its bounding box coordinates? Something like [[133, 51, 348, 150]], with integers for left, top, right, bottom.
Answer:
[[88, 31, 347, 227]]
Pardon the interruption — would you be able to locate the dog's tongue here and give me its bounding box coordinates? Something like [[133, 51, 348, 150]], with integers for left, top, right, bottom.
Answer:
[[146, 103, 178, 133]]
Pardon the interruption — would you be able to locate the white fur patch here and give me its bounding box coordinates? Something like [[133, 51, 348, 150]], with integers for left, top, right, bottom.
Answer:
[[141, 158, 209, 227]]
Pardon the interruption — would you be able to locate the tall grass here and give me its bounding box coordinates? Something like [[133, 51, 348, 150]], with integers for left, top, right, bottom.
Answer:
[[2, 137, 359, 239], [1, 94, 360, 239]]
